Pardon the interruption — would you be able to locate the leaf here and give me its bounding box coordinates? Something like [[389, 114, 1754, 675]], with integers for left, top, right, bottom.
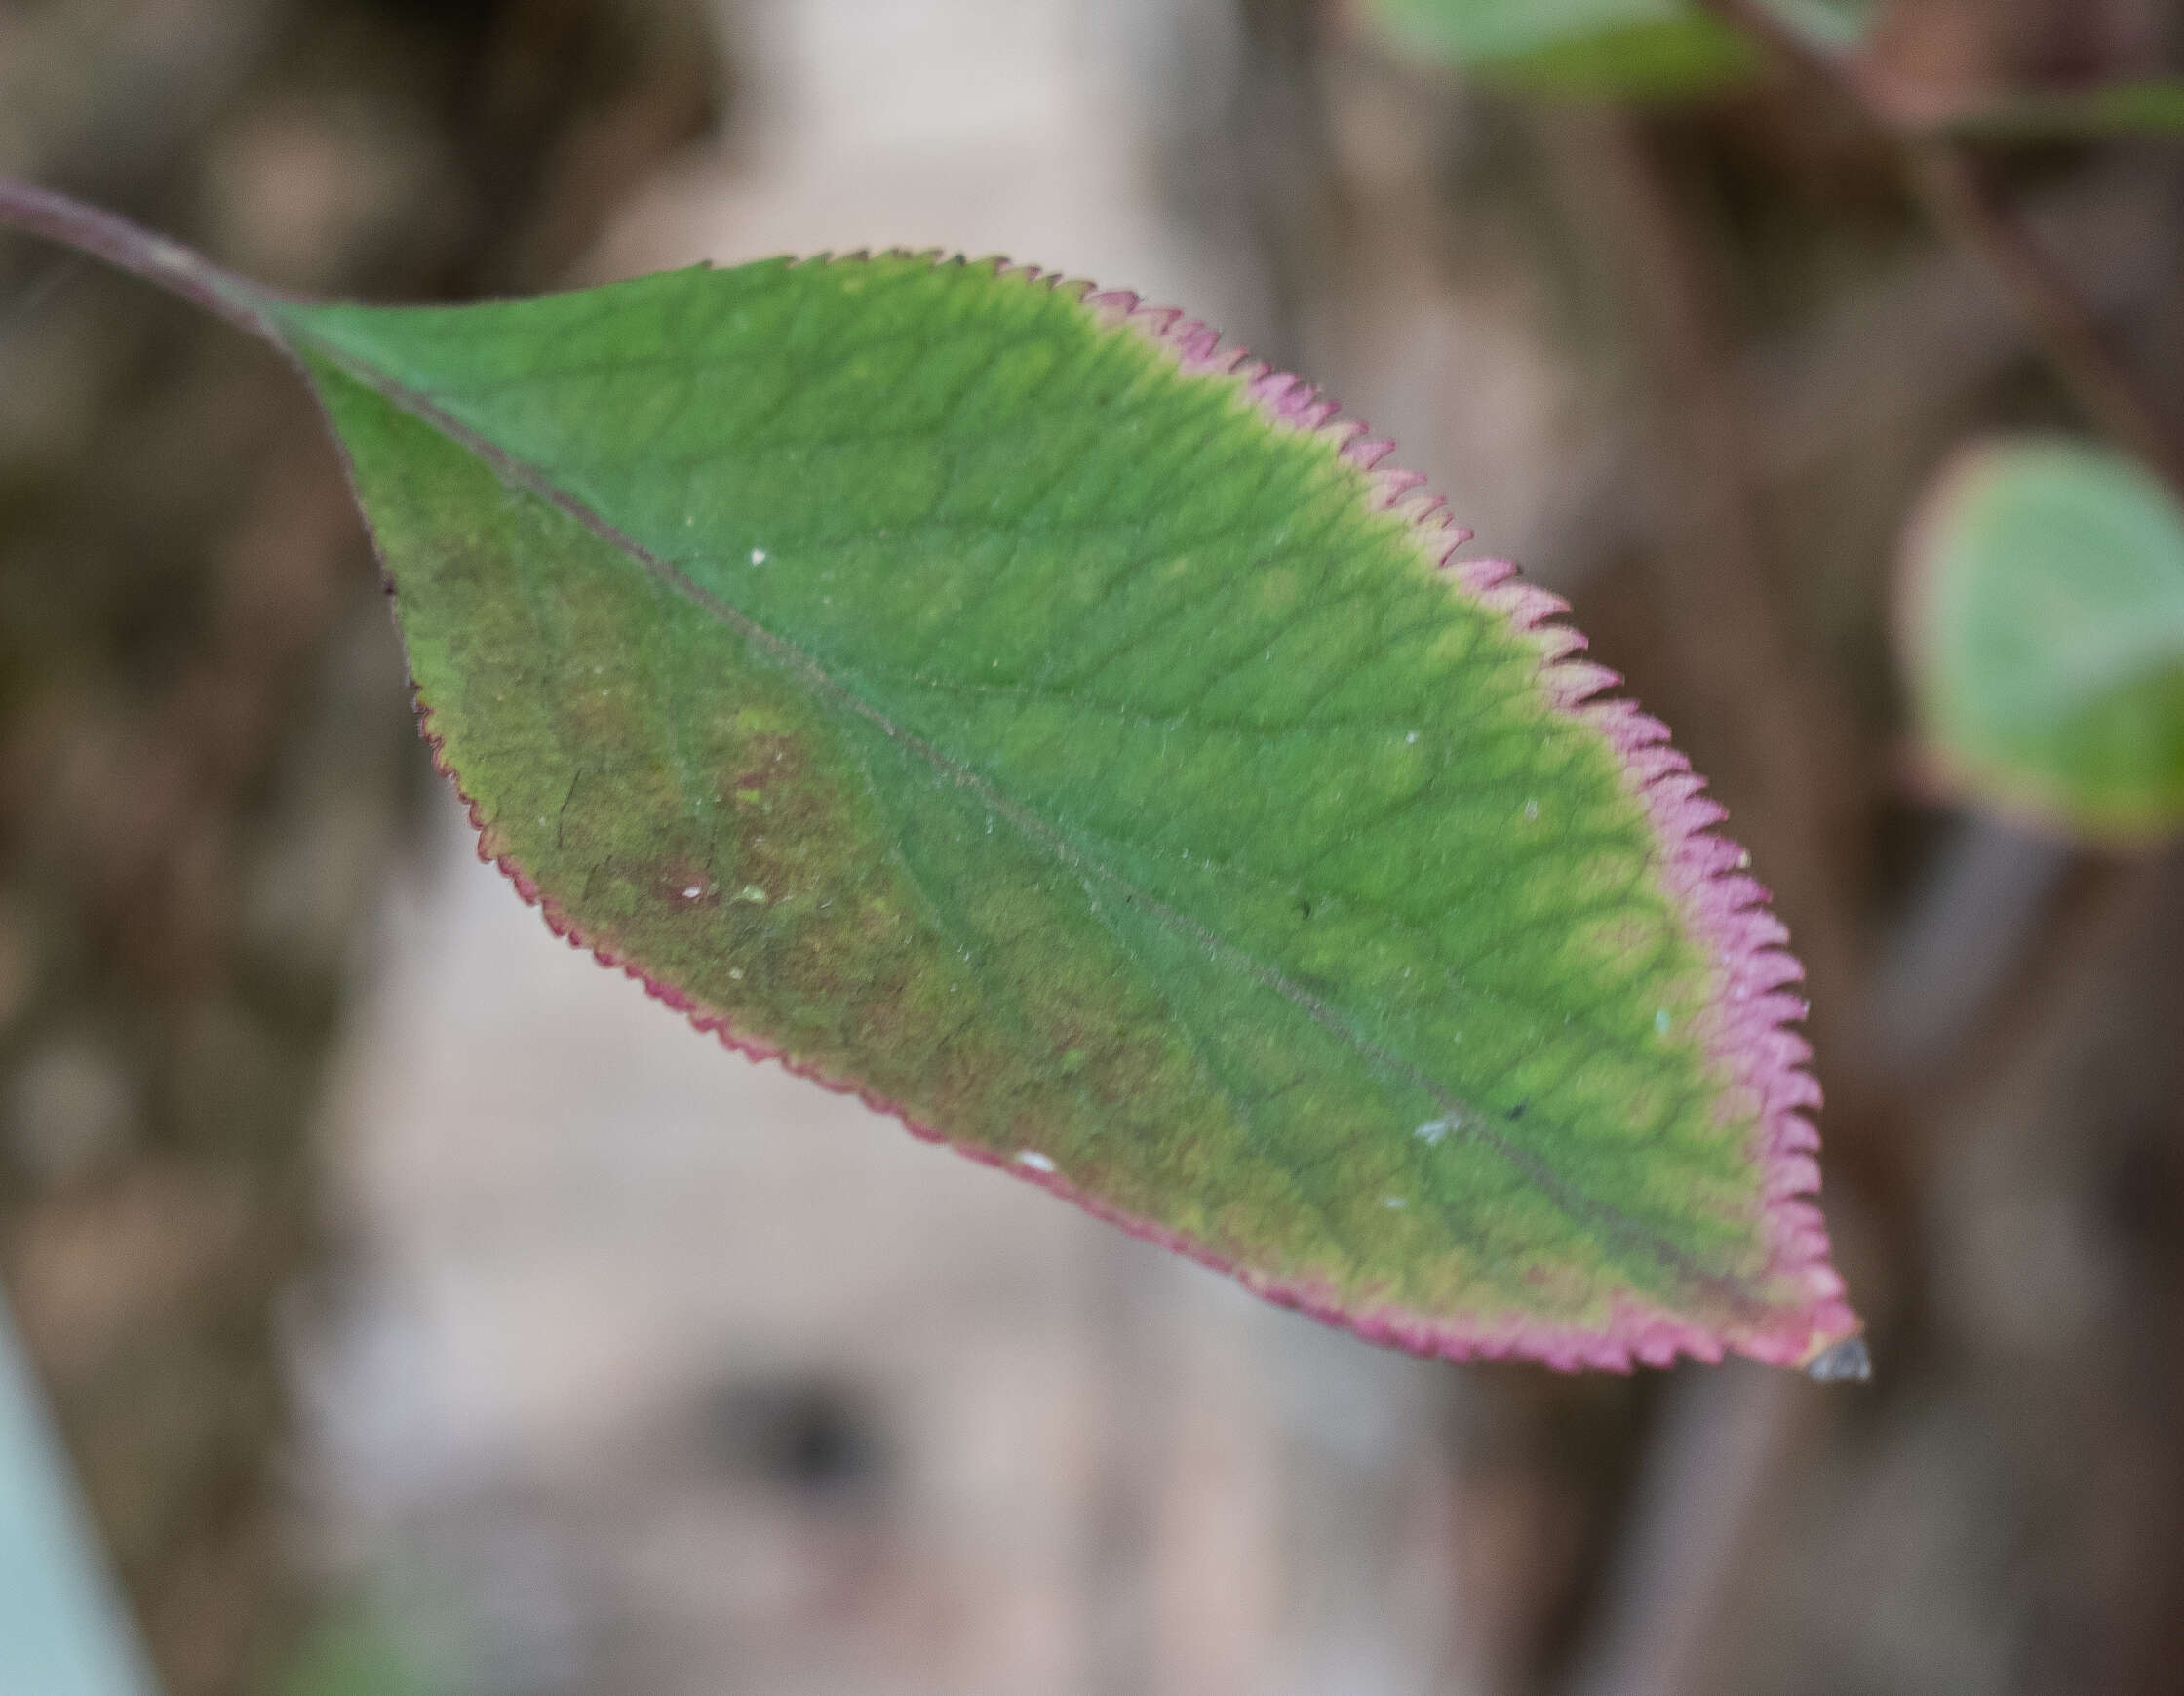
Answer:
[[1752, 0, 1875, 52], [0, 169, 1862, 1371], [1900, 437, 2184, 842], [1937, 77, 2184, 138], [1367, 0, 1757, 99], [236, 255, 1857, 1374]]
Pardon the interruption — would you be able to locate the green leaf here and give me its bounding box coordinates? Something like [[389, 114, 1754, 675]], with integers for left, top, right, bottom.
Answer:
[[259, 256, 1852, 1372], [1939, 77, 2184, 138], [1900, 437, 2184, 841], [1754, 0, 1875, 52], [1367, 0, 1757, 99], [274, 1607, 448, 1696]]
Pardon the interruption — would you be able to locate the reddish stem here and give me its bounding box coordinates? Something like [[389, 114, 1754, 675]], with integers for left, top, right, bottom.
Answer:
[[0, 177, 285, 344]]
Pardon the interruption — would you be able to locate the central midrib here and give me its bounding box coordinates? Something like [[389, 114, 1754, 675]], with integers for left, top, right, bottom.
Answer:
[[297, 325, 1758, 1313]]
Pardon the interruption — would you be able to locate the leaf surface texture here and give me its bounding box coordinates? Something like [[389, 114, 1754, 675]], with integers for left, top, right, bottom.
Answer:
[[272, 256, 1856, 1369]]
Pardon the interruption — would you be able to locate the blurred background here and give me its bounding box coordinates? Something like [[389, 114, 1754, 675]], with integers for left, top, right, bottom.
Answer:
[[5, 0, 2184, 1692]]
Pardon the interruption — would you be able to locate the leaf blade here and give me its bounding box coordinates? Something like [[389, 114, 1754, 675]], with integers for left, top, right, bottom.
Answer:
[[281, 256, 1855, 1370]]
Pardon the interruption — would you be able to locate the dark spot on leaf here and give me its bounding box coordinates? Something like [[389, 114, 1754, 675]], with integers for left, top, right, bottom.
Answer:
[[1508, 1104, 1527, 1121]]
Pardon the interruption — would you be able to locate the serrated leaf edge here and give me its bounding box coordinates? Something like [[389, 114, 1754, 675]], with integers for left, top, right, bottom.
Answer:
[[1076, 266, 1854, 1370], [359, 252, 1857, 1373]]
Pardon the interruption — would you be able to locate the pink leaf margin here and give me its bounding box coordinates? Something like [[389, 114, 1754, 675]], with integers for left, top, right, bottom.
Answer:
[[378, 253, 1861, 1375], [1077, 270, 1857, 1371]]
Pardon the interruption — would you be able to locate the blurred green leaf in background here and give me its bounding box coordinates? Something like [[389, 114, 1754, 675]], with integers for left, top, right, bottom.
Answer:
[[1366, 0, 1758, 99], [1941, 78, 2184, 139], [1899, 438, 2184, 842], [1755, 0, 1876, 53], [271, 1586, 473, 1696]]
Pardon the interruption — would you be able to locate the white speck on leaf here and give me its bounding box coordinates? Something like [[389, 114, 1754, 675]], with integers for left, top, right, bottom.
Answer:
[[682, 885, 703, 900], [1655, 1007, 1672, 1036], [728, 967, 743, 980], [736, 885, 767, 903], [750, 547, 767, 565], [1017, 1151, 1057, 1173], [1406, 730, 1420, 744], [1415, 1116, 1458, 1146], [1383, 1196, 1407, 1209], [1524, 799, 1540, 820]]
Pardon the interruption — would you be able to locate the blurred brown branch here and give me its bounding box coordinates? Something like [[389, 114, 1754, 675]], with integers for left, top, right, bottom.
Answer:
[[1694, 0, 2184, 492]]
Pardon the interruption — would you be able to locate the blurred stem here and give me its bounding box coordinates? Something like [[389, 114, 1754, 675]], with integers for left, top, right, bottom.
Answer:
[[1691, 0, 2184, 493], [1905, 142, 2184, 490], [1532, 99, 1900, 1696], [0, 177, 281, 342], [1563, 1366, 1808, 1696]]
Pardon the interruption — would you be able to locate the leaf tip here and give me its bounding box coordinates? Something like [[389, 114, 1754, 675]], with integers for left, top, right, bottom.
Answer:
[[1805, 1333, 1872, 1383]]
